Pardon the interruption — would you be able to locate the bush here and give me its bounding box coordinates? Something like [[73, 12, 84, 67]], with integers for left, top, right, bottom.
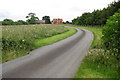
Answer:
[[2, 19, 14, 25], [102, 9, 120, 54], [102, 9, 120, 77]]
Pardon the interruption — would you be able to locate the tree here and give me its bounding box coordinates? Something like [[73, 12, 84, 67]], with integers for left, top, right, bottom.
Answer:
[[2, 19, 14, 25], [72, 18, 77, 25], [42, 16, 51, 24], [12, 20, 28, 25], [72, 0, 120, 26], [17, 20, 28, 25], [26, 13, 39, 24], [65, 21, 70, 24]]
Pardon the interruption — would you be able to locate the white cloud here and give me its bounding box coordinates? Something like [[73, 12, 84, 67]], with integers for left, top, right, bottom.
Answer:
[[0, 0, 117, 21]]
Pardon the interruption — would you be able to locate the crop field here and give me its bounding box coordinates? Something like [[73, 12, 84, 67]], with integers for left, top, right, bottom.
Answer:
[[1, 24, 76, 63]]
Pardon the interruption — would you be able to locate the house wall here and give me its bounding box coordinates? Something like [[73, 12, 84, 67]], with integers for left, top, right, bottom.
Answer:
[[52, 19, 63, 24]]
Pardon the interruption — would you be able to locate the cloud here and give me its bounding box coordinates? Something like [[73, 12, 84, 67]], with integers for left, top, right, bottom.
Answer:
[[0, 11, 10, 20], [0, 0, 117, 21]]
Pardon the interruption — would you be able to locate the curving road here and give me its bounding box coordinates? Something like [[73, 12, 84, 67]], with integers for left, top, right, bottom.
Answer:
[[2, 26, 93, 78]]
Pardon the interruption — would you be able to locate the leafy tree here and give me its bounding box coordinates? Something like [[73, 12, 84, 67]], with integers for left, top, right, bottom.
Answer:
[[72, 18, 77, 24], [72, 0, 120, 26], [2, 19, 14, 25], [26, 13, 39, 24], [42, 16, 51, 24]]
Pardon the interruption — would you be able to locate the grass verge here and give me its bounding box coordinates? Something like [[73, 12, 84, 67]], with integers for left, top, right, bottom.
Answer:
[[72, 25, 118, 78]]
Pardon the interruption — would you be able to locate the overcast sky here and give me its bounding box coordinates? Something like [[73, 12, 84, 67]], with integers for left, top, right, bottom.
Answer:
[[0, 0, 117, 22]]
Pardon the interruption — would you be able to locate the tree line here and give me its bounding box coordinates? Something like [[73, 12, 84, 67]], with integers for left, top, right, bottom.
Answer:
[[1, 13, 51, 25], [1, 12, 70, 25], [72, 0, 120, 26]]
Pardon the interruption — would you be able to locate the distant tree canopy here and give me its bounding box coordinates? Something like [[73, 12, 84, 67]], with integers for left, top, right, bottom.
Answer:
[[26, 13, 39, 24], [13, 20, 28, 25], [63, 21, 72, 24], [42, 16, 51, 24], [72, 0, 120, 26], [65, 21, 70, 24], [2, 19, 14, 25], [17, 20, 28, 25], [2, 13, 49, 25], [2, 19, 27, 25]]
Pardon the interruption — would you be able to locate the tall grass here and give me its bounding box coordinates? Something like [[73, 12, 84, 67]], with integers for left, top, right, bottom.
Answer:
[[0, 26, 2, 63], [1, 24, 71, 63]]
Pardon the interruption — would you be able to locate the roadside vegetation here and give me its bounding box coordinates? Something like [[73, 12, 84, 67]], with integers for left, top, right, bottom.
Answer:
[[1, 24, 76, 63], [73, 9, 120, 78]]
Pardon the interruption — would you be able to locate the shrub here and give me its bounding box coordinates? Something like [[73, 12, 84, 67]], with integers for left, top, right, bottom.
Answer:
[[2, 19, 14, 25], [102, 9, 120, 54], [102, 9, 120, 77]]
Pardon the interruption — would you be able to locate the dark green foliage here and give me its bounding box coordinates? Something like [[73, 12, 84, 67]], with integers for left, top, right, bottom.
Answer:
[[65, 21, 72, 24], [102, 9, 120, 53], [13, 20, 28, 25], [2, 19, 28, 25], [72, 0, 120, 26], [26, 13, 39, 24], [16, 20, 28, 25], [2, 19, 14, 25], [102, 9, 120, 78], [62, 22, 65, 24], [42, 16, 51, 24]]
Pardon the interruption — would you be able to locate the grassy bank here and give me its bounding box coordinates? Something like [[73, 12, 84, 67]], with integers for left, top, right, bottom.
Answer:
[[73, 26, 118, 78], [1, 25, 76, 63], [35, 28, 76, 47]]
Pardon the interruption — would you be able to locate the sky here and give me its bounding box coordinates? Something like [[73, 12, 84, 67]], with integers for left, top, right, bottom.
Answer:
[[0, 0, 117, 22]]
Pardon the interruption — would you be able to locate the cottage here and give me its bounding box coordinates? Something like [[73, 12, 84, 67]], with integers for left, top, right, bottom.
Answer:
[[52, 18, 63, 24]]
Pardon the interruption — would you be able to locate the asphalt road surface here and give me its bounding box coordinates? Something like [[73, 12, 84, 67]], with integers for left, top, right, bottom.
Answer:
[[2, 26, 94, 78]]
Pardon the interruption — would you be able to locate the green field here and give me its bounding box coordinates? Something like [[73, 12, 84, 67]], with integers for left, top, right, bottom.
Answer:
[[1, 24, 76, 63], [73, 26, 118, 78]]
